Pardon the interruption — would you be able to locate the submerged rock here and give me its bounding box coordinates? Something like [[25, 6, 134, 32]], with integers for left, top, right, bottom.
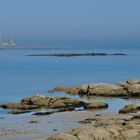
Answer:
[[9, 109, 31, 114], [0, 103, 39, 110], [54, 86, 68, 92], [0, 103, 22, 109], [33, 107, 75, 116]]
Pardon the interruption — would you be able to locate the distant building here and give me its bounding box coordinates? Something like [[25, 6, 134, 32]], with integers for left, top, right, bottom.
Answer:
[[8, 33, 16, 47], [0, 32, 2, 47], [0, 32, 16, 47]]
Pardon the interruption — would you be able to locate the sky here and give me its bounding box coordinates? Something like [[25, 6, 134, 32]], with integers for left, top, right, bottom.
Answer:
[[0, 0, 140, 45]]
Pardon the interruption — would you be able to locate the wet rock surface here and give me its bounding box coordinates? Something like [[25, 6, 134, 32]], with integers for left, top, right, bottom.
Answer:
[[51, 79, 140, 97], [8, 109, 31, 115], [47, 113, 140, 140], [0, 94, 108, 115]]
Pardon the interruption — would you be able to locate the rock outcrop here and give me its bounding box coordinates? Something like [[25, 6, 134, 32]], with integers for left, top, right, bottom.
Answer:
[[0, 94, 108, 115], [51, 79, 140, 97], [47, 113, 140, 140], [119, 104, 140, 114]]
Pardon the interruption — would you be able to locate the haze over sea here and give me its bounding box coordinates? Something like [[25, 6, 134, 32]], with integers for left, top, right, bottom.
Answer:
[[0, 39, 140, 115]]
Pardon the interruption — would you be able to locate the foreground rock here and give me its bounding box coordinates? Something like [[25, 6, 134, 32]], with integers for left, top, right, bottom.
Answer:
[[47, 113, 140, 140], [119, 104, 140, 114], [0, 94, 108, 114], [51, 79, 140, 97]]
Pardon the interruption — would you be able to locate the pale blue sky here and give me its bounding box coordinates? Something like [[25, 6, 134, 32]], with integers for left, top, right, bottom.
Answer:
[[0, 0, 140, 44]]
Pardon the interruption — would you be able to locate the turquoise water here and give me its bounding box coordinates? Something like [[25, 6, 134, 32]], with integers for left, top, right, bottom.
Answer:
[[0, 46, 140, 114]]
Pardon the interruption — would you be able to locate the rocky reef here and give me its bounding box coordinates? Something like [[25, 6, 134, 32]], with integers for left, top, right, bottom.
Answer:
[[50, 79, 140, 98], [0, 94, 108, 115]]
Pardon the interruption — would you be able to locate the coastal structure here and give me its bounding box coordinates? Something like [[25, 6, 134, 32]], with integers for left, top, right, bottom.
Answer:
[[0, 32, 2, 47], [8, 33, 16, 47], [0, 32, 16, 47]]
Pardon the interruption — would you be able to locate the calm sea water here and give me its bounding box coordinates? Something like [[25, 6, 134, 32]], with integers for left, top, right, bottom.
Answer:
[[0, 45, 140, 114]]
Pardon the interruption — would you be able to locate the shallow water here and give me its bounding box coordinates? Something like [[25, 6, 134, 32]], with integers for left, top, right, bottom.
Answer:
[[0, 46, 140, 115]]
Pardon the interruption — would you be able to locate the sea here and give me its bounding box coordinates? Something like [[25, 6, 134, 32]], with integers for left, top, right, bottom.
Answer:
[[0, 41, 140, 115]]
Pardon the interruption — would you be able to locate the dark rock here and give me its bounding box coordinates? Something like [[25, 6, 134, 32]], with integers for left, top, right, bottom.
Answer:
[[28, 120, 39, 123], [33, 111, 54, 116]]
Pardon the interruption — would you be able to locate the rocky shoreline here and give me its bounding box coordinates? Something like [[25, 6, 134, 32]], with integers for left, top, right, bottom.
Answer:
[[1, 79, 140, 140], [46, 112, 140, 140], [50, 79, 140, 98]]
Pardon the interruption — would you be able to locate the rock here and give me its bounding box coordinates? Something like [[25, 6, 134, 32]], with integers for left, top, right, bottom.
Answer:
[[126, 84, 140, 96], [17, 104, 39, 110], [21, 95, 86, 109], [56, 107, 75, 112], [33, 111, 54, 116], [48, 97, 86, 109], [28, 120, 39, 123], [0, 103, 39, 110], [132, 113, 140, 119], [88, 83, 127, 96], [0, 103, 22, 109], [53, 129, 58, 131], [47, 114, 140, 140], [33, 107, 75, 116], [51, 79, 140, 97], [116, 82, 129, 88], [1, 95, 108, 115], [66, 87, 80, 95], [36, 93, 46, 98], [9, 109, 31, 114], [54, 86, 67, 92], [21, 95, 50, 106], [119, 104, 140, 113], [47, 127, 123, 140], [47, 133, 78, 140], [48, 90, 55, 93], [78, 84, 89, 93], [127, 79, 140, 85], [85, 102, 108, 109]]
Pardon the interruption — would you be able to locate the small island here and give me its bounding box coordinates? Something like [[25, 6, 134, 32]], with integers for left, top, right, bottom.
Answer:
[[27, 52, 126, 57]]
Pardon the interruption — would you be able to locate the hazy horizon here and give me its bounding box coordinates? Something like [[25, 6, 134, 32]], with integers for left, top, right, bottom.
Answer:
[[0, 0, 140, 45]]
